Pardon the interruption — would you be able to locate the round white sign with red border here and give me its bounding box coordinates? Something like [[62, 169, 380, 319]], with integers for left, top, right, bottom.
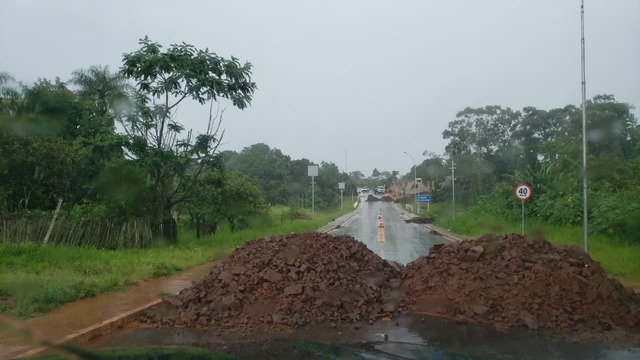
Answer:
[[514, 184, 532, 201]]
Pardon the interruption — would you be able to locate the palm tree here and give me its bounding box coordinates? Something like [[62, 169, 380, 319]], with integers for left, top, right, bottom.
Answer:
[[0, 71, 24, 115], [70, 65, 129, 119], [0, 71, 14, 87]]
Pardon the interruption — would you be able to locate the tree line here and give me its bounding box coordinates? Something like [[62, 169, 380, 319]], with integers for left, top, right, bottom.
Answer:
[[411, 95, 639, 240], [0, 37, 350, 247], [6, 37, 632, 245]]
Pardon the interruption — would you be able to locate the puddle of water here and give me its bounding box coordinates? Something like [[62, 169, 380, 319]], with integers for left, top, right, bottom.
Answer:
[[83, 314, 639, 360]]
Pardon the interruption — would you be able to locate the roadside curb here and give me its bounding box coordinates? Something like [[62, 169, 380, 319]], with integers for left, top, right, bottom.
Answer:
[[392, 201, 464, 243], [419, 223, 463, 243], [318, 199, 363, 233], [14, 299, 163, 359]]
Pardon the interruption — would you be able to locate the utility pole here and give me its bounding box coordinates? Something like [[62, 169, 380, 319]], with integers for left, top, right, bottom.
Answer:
[[580, 0, 589, 253], [312, 177, 315, 220], [451, 159, 456, 220]]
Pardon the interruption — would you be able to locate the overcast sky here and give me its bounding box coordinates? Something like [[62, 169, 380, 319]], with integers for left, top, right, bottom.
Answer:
[[1, 1, 639, 176]]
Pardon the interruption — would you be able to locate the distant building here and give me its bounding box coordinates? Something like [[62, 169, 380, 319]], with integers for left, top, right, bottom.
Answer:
[[390, 178, 432, 196]]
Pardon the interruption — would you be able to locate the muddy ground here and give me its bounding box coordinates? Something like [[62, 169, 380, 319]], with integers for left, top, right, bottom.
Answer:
[[139, 232, 640, 347]]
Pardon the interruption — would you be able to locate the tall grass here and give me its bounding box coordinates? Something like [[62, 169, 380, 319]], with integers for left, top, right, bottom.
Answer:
[[0, 206, 346, 318]]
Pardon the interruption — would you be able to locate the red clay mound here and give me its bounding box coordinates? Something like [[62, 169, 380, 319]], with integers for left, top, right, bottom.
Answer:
[[401, 233, 640, 344], [409, 217, 434, 224], [141, 232, 404, 333], [380, 195, 394, 202]]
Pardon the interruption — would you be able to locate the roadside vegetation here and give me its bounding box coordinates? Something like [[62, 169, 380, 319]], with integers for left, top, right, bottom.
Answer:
[[1, 37, 353, 249], [0, 206, 348, 318], [0, 37, 357, 319]]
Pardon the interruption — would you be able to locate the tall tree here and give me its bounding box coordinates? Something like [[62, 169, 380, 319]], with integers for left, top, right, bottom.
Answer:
[[315, 161, 348, 209], [513, 106, 567, 171], [218, 171, 269, 232], [119, 37, 256, 241], [567, 95, 638, 159], [224, 143, 290, 205], [443, 105, 521, 159], [0, 78, 104, 212], [442, 105, 522, 195], [416, 153, 447, 201], [0, 133, 80, 212], [288, 158, 312, 206]]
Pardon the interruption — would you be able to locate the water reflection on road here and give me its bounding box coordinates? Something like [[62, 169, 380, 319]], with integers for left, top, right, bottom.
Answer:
[[331, 198, 446, 265]]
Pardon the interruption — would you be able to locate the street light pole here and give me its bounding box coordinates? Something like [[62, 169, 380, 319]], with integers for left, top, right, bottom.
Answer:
[[403, 151, 419, 215]]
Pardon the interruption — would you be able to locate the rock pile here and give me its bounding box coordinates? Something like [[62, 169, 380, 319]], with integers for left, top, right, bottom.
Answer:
[[140, 231, 640, 345], [140, 232, 404, 333], [402, 233, 640, 344]]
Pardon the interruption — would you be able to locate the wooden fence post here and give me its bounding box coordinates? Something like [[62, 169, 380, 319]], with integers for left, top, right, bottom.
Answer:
[[43, 199, 63, 245]]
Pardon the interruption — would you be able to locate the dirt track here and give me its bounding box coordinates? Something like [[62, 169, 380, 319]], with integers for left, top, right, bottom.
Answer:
[[140, 232, 640, 346]]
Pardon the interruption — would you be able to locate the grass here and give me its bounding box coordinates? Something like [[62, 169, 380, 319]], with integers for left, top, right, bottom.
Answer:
[[423, 202, 640, 287], [0, 206, 345, 318]]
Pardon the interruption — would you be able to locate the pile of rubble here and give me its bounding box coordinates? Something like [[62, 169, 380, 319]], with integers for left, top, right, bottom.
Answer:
[[409, 217, 434, 224], [140, 231, 640, 345], [140, 233, 404, 333], [401, 233, 640, 344]]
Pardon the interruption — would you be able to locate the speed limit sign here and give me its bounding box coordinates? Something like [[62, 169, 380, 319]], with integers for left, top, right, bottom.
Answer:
[[514, 184, 532, 201]]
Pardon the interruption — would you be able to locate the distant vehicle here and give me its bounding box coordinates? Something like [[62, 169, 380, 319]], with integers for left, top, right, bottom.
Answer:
[[376, 185, 386, 194]]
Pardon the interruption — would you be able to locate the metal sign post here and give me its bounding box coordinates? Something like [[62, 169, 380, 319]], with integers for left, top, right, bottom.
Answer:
[[514, 184, 532, 235], [308, 165, 319, 221], [338, 182, 345, 212], [418, 194, 431, 212]]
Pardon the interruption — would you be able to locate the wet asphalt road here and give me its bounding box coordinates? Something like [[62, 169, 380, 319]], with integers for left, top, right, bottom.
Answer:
[[330, 197, 447, 265]]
